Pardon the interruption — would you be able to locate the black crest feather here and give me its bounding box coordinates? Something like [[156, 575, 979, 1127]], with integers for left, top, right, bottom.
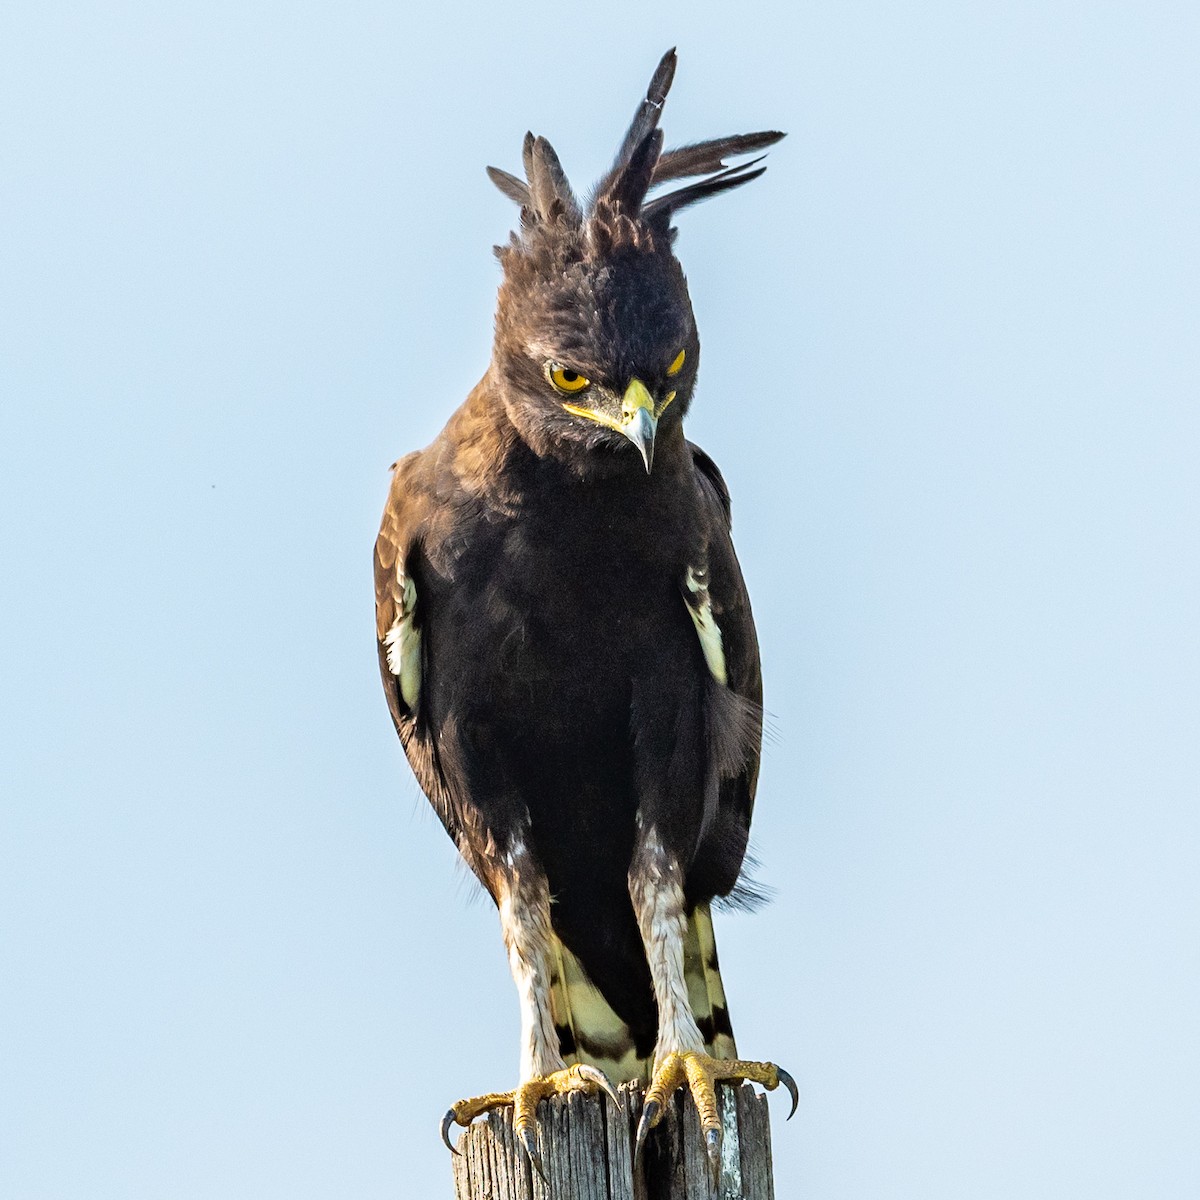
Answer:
[[529, 135, 582, 226], [653, 130, 786, 184], [643, 157, 769, 224], [486, 48, 782, 244], [485, 166, 530, 208], [607, 47, 677, 179], [599, 128, 665, 217]]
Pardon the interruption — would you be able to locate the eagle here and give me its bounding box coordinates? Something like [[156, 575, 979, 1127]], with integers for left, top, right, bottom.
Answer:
[[374, 48, 795, 1181]]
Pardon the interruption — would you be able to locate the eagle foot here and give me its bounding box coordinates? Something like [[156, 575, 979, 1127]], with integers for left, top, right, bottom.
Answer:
[[633, 1052, 798, 1186], [440, 1063, 620, 1178]]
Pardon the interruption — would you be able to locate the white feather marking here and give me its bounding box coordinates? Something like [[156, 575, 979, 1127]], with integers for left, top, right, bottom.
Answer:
[[383, 572, 421, 709], [629, 828, 705, 1066], [684, 565, 727, 685]]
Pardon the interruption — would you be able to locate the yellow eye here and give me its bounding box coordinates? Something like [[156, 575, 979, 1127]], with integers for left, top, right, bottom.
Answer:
[[666, 348, 686, 376], [548, 364, 591, 394]]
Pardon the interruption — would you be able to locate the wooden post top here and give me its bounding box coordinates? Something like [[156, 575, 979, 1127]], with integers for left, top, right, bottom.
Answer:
[[450, 1081, 775, 1199]]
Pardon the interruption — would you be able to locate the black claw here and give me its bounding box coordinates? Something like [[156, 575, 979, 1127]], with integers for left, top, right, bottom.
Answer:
[[776, 1066, 799, 1120], [705, 1127, 722, 1188], [577, 1064, 622, 1110], [440, 1110, 460, 1155], [634, 1099, 660, 1166], [519, 1126, 546, 1182]]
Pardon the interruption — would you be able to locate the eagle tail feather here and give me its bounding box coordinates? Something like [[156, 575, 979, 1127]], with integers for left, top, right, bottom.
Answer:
[[684, 902, 739, 1061], [548, 903, 736, 1087], [549, 934, 652, 1084]]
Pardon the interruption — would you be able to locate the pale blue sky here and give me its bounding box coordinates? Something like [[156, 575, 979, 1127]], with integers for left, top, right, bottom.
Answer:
[[2, 2, 1197, 1197]]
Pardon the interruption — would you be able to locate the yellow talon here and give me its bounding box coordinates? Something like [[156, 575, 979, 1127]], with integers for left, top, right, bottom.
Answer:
[[440, 1063, 620, 1174], [633, 1051, 797, 1184]]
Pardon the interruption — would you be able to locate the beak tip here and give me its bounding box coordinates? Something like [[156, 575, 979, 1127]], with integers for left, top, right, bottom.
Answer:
[[622, 403, 658, 474]]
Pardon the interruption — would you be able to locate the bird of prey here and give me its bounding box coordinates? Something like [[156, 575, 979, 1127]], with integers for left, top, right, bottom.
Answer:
[[374, 48, 794, 1180]]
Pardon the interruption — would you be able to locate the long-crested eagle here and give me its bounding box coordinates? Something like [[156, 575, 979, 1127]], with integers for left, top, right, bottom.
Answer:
[[374, 48, 794, 1180]]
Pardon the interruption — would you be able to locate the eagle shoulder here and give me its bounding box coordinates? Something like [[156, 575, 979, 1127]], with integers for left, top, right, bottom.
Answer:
[[688, 441, 732, 528]]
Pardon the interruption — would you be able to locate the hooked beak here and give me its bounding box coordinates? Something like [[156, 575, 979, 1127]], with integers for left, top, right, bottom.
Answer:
[[620, 378, 658, 473]]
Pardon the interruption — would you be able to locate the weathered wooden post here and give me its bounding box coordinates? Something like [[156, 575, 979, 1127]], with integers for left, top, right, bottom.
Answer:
[[450, 1081, 776, 1199]]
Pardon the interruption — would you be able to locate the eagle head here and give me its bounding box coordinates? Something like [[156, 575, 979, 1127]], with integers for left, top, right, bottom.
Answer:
[[485, 49, 783, 476]]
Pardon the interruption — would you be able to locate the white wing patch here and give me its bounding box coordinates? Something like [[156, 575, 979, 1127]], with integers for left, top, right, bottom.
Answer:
[[683, 564, 727, 685], [383, 570, 421, 709]]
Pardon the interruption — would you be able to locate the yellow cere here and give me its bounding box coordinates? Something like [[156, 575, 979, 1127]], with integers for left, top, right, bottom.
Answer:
[[666, 348, 686, 376], [549, 363, 591, 394]]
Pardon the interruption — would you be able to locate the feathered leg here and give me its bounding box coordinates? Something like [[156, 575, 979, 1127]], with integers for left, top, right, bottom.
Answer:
[[628, 828, 797, 1184], [440, 838, 618, 1175]]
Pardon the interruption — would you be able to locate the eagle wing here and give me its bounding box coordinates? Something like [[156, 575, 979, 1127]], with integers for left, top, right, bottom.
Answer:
[[685, 441, 764, 901], [374, 452, 461, 841]]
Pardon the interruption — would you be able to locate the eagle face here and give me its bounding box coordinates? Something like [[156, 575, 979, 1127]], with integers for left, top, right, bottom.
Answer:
[[493, 232, 699, 475]]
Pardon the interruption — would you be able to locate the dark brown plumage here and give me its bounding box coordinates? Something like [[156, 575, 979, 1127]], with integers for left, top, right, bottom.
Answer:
[[374, 48, 792, 1176]]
